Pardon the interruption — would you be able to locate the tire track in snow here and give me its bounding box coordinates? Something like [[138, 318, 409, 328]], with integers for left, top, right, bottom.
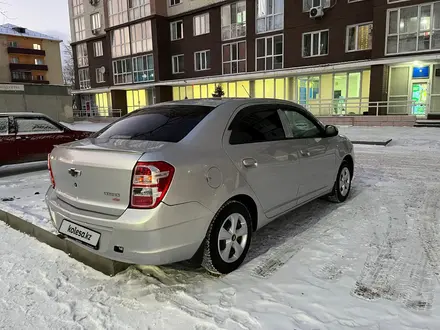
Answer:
[[352, 186, 412, 302], [249, 164, 372, 279], [352, 180, 439, 311]]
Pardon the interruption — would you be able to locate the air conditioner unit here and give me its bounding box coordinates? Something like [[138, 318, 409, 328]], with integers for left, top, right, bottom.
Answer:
[[92, 28, 100, 35], [309, 6, 324, 19]]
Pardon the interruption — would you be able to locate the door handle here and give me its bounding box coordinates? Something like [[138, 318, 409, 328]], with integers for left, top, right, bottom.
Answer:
[[300, 150, 311, 157], [242, 158, 258, 168]]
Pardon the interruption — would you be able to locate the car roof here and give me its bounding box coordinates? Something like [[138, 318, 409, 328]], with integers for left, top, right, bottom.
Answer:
[[0, 112, 47, 117], [157, 97, 298, 108]]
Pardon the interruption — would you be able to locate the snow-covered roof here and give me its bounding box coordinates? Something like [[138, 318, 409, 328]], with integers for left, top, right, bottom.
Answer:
[[0, 24, 62, 42]]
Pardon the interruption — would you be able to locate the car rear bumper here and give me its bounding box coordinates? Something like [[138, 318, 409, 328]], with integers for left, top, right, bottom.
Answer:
[[45, 186, 214, 265]]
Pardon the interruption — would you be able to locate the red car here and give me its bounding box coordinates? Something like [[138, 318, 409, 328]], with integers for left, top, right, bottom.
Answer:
[[0, 112, 91, 166]]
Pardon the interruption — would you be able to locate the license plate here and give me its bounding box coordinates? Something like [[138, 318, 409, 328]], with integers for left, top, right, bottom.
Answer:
[[59, 219, 101, 248]]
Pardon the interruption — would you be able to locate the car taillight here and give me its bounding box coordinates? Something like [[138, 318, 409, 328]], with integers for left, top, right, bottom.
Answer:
[[130, 161, 175, 209], [48, 154, 55, 188]]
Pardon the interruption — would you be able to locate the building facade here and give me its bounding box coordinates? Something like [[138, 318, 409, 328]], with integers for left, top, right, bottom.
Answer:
[[69, 0, 440, 117], [0, 24, 64, 85], [0, 24, 72, 121]]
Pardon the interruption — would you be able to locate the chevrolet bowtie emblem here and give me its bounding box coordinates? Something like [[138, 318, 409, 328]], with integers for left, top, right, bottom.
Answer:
[[68, 168, 82, 177]]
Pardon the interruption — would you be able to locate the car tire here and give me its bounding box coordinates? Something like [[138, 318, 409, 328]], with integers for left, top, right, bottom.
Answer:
[[327, 161, 352, 203], [202, 200, 253, 275]]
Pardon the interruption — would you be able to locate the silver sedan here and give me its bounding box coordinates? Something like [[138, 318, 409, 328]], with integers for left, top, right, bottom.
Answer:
[[46, 98, 354, 274]]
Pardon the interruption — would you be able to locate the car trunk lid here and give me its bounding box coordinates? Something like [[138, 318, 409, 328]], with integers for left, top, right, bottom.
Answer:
[[50, 138, 171, 216]]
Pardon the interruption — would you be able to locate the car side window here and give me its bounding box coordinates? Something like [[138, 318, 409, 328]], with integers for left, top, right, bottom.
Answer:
[[16, 118, 60, 134], [229, 108, 286, 145], [0, 117, 7, 134], [281, 109, 322, 139]]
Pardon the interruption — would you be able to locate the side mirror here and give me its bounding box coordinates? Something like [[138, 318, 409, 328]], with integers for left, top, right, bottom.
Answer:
[[324, 125, 338, 137]]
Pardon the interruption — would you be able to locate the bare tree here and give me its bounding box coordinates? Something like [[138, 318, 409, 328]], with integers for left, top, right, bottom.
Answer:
[[0, 1, 9, 19], [63, 42, 75, 88]]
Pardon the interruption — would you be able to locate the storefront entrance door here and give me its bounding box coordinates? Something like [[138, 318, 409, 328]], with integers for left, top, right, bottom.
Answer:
[[412, 82, 428, 115]]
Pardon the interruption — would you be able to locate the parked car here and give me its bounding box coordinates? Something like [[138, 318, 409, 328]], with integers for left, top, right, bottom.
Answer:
[[0, 112, 91, 166], [45, 99, 354, 274]]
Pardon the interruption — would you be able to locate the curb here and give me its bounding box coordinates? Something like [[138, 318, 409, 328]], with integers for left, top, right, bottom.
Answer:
[[0, 209, 130, 276], [352, 139, 392, 146]]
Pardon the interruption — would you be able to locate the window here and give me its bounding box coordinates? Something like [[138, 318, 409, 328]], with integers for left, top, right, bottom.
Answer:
[[303, 0, 330, 12], [33, 44, 41, 50], [229, 108, 285, 145], [131, 21, 153, 54], [36, 75, 45, 81], [0, 118, 8, 134], [281, 109, 321, 139], [223, 41, 246, 74], [170, 0, 182, 5], [172, 54, 184, 74], [302, 30, 329, 57], [91, 13, 101, 31], [347, 23, 372, 52], [76, 43, 88, 67], [297, 76, 320, 105], [72, 0, 84, 16], [221, 1, 246, 41], [171, 21, 184, 40], [132, 54, 154, 82], [108, 0, 128, 27], [8, 41, 18, 47], [256, 0, 284, 34], [113, 58, 132, 84], [111, 27, 130, 58], [195, 50, 211, 71], [12, 71, 31, 81], [256, 34, 283, 71], [96, 68, 105, 83], [11, 57, 19, 63], [16, 118, 60, 133], [78, 68, 91, 90], [92, 105, 214, 143], [194, 13, 210, 36], [93, 41, 103, 57], [128, 0, 151, 21], [74, 16, 86, 41], [386, 2, 440, 55], [35, 59, 44, 65]]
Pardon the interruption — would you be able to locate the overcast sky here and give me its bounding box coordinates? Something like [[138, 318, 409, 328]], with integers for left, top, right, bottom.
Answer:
[[1, 0, 71, 42]]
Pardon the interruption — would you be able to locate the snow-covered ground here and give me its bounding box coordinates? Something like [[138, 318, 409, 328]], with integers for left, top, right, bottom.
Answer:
[[1, 127, 440, 329], [62, 121, 111, 132]]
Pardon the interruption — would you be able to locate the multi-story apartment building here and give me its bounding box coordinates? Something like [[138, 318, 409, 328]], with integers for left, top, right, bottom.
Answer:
[[0, 24, 72, 121], [0, 24, 63, 85], [69, 0, 440, 117]]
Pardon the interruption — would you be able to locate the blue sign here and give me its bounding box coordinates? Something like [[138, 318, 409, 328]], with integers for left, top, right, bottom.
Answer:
[[412, 66, 429, 79]]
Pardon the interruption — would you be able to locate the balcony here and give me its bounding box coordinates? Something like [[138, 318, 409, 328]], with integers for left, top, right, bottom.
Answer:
[[9, 63, 48, 71], [11, 77, 49, 84], [7, 46, 46, 56]]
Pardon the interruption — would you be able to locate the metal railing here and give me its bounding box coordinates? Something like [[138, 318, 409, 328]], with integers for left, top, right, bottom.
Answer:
[[299, 99, 426, 116], [73, 107, 122, 118]]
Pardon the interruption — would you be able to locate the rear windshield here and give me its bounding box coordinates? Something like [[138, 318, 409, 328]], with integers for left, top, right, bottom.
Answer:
[[91, 105, 215, 142]]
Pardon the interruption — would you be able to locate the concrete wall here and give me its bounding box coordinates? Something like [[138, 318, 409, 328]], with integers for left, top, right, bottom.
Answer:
[[42, 40, 64, 85], [0, 84, 73, 122], [318, 115, 417, 127], [0, 35, 11, 82]]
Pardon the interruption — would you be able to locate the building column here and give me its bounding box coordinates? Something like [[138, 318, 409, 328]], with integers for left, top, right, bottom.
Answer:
[[111, 90, 127, 116], [154, 86, 173, 103], [368, 64, 390, 115]]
